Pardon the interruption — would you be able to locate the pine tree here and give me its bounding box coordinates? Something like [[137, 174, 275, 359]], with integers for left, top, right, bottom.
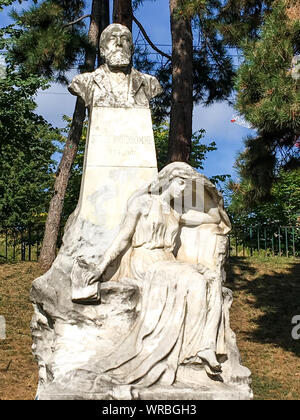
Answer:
[[167, 0, 194, 163], [227, 167, 300, 227], [234, 0, 300, 199], [113, 0, 133, 30], [155, 0, 279, 163]]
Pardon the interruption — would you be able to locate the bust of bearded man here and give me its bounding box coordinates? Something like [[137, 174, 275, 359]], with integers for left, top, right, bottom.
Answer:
[[68, 23, 163, 109]]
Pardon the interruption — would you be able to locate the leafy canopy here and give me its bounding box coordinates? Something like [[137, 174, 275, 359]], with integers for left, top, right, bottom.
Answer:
[[227, 168, 300, 227]]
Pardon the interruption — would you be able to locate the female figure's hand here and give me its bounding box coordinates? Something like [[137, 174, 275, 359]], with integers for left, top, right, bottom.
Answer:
[[76, 257, 106, 285]]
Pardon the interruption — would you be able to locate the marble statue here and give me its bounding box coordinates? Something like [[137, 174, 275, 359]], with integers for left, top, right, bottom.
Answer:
[[72, 162, 230, 380], [30, 24, 252, 400], [68, 23, 162, 109]]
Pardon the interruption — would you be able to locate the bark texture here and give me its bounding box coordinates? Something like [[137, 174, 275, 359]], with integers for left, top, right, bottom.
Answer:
[[168, 0, 193, 163], [113, 0, 133, 31]]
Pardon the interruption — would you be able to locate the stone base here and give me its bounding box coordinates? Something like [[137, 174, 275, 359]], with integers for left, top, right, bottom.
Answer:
[[37, 383, 253, 400]]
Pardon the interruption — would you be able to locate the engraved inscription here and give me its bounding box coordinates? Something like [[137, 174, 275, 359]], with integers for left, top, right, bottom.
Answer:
[[92, 135, 153, 146], [107, 147, 136, 157]]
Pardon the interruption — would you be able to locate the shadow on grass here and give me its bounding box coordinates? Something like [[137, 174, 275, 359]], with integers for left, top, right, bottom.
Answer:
[[226, 256, 300, 358]]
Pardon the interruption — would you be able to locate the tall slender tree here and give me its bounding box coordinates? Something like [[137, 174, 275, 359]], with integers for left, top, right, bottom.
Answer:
[[167, 0, 193, 163], [165, 0, 277, 164], [113, 0, 133, 30], [39, 1, 110, 270]]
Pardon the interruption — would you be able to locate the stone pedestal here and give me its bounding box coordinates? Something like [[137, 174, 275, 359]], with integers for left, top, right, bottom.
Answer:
[[78, 106, 157, 231]]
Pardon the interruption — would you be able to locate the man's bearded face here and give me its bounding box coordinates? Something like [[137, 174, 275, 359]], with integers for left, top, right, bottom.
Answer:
[[102, 28, 133, 69]]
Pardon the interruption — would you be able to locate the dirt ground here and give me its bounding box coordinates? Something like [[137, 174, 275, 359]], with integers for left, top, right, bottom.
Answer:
[[0, 257, 300, 400]]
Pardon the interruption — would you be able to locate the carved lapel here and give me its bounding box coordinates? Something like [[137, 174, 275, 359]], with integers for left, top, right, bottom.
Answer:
[[129, 68, 144, 99], [93, 67, 113, 98]]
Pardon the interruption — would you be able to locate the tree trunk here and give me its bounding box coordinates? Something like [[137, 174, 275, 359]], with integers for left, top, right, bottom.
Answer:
[[39, 0, 110, 271], [168, 0, 193, 163], [113, 0, 133, 31]]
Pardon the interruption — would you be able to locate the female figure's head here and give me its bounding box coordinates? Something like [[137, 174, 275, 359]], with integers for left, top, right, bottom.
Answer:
[[127, 161, 231, 234], [126, 162, 198, 214], [149, 162, 198, 197]]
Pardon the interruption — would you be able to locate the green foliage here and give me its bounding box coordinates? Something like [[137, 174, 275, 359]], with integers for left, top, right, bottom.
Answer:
[[0, 14, 58, 229], [218, 0, 275, 46], [234, 0, 300, 181], [177, 0, 276, 46], [235, 1, 300, 138], [153, 121, 217, 171], [231, 135, 277, 204], [228, 0, 300, 211], [227, 168, 300, 226], [186, 1, 236, 105], [0, 125, 57, 228], [0, 0, 24, 11], [7, 0, 90, 83], [0, 68, 51, 151], [174, 0, 207, 18], [168, 1, 279, 107]]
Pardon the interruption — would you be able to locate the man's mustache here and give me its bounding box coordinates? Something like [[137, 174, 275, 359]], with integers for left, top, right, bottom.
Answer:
[[107, 48, 131, 57]]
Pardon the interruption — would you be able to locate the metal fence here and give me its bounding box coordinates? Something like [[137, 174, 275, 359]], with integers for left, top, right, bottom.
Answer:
[[1, 225, 299, 262], [0, 225, 66, 262], [229, 225, 300, 258], [0, 226, 44, 262]]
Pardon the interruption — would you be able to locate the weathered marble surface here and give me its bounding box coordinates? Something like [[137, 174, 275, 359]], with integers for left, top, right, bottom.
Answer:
[[31, 164, 252, 400], [69, 23, 160, 234], [30, 23, 252, 400], [78, 107, 158, 228]]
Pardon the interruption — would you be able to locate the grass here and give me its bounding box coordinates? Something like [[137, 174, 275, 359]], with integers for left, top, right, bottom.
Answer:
[[0, 257, 300, 400], [226, 256, 300, 400], [0, 262, 43, 400]]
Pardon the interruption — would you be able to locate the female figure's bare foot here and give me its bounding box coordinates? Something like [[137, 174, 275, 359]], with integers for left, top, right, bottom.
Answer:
[[197, 349, 222, 373]]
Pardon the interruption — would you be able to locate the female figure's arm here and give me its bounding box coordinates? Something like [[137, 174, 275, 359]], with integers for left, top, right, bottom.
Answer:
[[180, 207, 221, 227], [81, 197, 144, 284]]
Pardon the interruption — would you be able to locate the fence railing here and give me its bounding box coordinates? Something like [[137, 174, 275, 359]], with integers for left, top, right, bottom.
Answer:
[[1, 225, 299, 262], [0, 226, 45, 262], [229, 225, 300, 258]]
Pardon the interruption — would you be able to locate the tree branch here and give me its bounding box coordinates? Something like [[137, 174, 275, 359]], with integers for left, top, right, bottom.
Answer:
[[132, 15, 171, 61], [64, 14, 91, 28], [199, 17, 232, 79]]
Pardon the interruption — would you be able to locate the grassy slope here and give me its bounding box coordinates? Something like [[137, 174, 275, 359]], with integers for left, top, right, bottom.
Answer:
[[0, 263, 43, 400], [0, 257, 300, 400], [226, 256, 300, 400]]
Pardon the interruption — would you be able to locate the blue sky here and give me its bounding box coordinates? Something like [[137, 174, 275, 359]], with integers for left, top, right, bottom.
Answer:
[[1, 0, 256, 179]]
